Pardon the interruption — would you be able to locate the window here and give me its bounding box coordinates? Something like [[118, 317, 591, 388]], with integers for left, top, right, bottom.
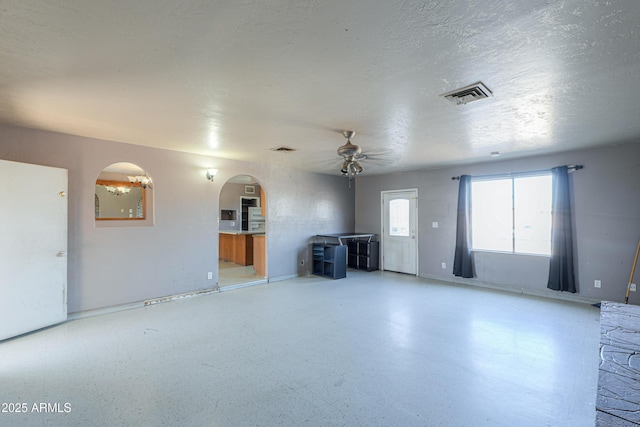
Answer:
[[471, 174, 552, 255], [389, 198, 410, 237]]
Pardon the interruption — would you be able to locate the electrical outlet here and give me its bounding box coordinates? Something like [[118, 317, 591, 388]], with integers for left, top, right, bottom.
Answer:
[[631, 283, 637, 292], [207, 272, 213, 280], [441, 262, 447, 269], [594, 279, 601, 288]]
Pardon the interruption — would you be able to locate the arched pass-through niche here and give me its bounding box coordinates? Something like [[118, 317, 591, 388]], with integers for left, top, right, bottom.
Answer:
[[218, 175, 268, 289], [95, 162, 154, 227]]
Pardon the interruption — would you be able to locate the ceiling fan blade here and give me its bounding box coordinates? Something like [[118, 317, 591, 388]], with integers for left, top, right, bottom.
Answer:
[[359, 149, 401, 166]]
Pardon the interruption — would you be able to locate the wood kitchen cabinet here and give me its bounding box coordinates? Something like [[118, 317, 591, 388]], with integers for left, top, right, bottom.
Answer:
[[219, 233, 254, 266], [260, 187, 267, 217], [253, 234, 266, 277]]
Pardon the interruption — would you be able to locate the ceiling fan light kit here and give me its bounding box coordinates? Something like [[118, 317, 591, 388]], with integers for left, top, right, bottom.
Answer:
[[337, 130, 367, 178]]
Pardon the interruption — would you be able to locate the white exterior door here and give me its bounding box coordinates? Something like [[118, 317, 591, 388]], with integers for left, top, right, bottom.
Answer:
[[0, 159, 68, 341], [382, 189, 418, 275]]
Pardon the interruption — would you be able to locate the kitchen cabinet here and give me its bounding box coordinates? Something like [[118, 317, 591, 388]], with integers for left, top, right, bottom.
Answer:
[[219, 233, 254, 266], [253, 234, 266, 277]]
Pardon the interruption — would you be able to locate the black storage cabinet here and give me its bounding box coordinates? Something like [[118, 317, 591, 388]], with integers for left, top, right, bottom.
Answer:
[[347, 240, 379, 271], [312, 243, 347, 279]]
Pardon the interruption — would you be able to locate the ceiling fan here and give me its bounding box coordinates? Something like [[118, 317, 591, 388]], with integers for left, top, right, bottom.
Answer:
[[337, 130, 367, 178]]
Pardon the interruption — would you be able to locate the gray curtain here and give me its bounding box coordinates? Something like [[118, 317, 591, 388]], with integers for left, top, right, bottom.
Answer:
[[453, 175, 474, 278], [547, 166, 576, 292]]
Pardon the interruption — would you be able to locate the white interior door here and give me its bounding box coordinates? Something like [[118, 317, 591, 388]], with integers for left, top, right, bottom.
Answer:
[[382, 189, 418, 275], [0, 159, 68, 341]]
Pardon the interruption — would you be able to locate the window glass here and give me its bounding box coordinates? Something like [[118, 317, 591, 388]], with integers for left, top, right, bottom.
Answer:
[[471, 174, 551, 255], [471, 179, 512, 252], [514, 175, 552, 255], [389, 198, 410, 237]]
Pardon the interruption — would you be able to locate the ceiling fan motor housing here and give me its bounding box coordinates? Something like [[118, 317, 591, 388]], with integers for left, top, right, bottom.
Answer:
[[337, 130, 364, 177], [337, 141, 362, 158]]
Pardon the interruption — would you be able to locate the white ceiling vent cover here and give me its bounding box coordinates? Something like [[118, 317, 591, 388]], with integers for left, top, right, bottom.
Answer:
[[441, 82, 493, 105]]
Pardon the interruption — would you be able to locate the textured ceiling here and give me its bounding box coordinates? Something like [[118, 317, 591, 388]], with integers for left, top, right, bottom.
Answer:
[[1, 0, 639, 175]]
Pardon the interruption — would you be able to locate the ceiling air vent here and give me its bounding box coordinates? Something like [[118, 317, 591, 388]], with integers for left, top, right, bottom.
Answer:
[[270, 146, 297, 153], [441, 82, 493, 105]]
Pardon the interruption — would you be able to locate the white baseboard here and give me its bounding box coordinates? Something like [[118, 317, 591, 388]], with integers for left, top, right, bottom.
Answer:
[[418, 273, 601, 305], [268, 274, 298, 283], [68, 287, 219, 320], [67, 301, 145, 320], [67, 276, 303, 321], [70, 273, 594, 323], [143, 287, 219, 305], [218, 274, 299, 291], [420, 275, 600, 304], [219, 279, 268, 292], [67, 274, 298, 320]]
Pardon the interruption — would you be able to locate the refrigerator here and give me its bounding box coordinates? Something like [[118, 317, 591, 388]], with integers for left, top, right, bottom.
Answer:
[[248, 207, 265, 232]]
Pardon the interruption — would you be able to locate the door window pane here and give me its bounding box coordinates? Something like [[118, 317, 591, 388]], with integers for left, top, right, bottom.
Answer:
[[389, 199, 410, 236]]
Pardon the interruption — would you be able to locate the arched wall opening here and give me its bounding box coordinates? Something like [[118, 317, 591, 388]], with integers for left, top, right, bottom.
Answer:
[[218, 174, 268, 289]]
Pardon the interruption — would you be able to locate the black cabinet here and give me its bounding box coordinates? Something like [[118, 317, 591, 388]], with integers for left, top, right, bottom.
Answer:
[[348, 240, 379, 271], [312, 244, 347, 279]]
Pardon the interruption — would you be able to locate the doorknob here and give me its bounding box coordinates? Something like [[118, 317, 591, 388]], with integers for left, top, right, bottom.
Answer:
[[57, 251, 67, 257]]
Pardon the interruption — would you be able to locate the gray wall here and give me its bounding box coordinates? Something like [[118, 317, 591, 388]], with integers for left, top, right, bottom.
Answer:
[[4, 121, 636, 311], [0, 125, 355, 313], [355, 142, 640, 303]]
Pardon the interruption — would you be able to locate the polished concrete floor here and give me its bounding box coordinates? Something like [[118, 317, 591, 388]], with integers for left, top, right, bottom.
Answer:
[[0, 271, 601, 426]]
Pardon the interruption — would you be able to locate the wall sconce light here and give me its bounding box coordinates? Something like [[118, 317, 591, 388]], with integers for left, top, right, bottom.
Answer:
[[206, 168, 218, 181]]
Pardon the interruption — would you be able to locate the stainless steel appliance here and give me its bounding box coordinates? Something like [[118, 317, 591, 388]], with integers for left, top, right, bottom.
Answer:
[[248, 207, 265, 232]]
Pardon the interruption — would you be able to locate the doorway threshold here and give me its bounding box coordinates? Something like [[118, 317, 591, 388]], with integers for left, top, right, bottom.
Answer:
[[219, 279, 268, 292]]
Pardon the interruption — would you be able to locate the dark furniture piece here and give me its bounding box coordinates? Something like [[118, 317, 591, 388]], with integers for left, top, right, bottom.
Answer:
[[348, 240, 379, 271], [312, 243, 347, 280], [316, 233, 376, 245], [315, 233, 379, 274]]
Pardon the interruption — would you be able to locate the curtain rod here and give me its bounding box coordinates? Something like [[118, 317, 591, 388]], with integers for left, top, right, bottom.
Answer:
[[451, 164, 583, 180]]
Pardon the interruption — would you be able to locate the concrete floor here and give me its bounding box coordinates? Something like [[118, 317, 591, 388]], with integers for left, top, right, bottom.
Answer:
[[0, 271, 601, 426]]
